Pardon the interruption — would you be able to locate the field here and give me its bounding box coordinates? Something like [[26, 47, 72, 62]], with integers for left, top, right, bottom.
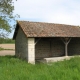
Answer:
[[0, 44, 15, 56]]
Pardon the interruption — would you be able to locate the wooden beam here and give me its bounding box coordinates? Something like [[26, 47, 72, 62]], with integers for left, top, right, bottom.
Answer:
[[35, 38, 41, 45]]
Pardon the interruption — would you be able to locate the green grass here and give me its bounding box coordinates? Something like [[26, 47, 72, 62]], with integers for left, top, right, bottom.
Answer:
[[0, 47, 4, 51], [0, 56, 80, 80], [0, 47, 14, 51]]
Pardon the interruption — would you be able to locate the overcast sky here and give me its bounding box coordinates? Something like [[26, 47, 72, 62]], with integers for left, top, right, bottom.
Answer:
[[9, 0, 80, 38]]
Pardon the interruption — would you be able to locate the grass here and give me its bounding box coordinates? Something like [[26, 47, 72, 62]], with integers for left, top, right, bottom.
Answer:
[[0, 56, 80, 80], [0, 47, 4, 51], [0, 47, 14, 51]]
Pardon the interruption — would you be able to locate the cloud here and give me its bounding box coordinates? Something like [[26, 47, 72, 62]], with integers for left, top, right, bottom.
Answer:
[[13, 0, 80, 25]]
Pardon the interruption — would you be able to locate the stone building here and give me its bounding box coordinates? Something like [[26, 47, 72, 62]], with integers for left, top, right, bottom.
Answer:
[[13, 21, 80, 64]]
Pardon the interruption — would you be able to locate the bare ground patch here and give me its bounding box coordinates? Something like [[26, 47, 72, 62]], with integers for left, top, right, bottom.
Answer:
[[0, 44, 15, 56], [0, 50, 15, 56], [0, 44, 15, 50]]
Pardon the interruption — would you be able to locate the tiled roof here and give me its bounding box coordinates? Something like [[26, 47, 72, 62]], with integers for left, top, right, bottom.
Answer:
[[13, 21, 80, 39]]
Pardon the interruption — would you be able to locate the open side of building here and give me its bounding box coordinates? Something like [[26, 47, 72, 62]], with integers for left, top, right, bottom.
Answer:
[[13, 21, 80, 64]]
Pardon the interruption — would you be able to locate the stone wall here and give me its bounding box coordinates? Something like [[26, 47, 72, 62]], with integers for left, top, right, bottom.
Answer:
[[15, 27, 35, 64], [35, 38, 50, 59], [35, 38, 64, 59], [15, 27, 28, 60]]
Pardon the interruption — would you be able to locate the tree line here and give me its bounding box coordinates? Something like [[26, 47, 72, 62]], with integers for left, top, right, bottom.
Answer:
[[0, 38, 15, 44]]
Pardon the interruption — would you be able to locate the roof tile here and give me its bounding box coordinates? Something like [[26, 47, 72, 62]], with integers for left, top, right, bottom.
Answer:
[[13, 21, 80, 39]]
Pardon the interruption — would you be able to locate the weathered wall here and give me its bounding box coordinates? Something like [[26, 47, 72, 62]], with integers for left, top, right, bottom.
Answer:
[[35, 38, 64, 59], [35, 38, 50, 59], [51, 38, 64, 56], [15, 27, 28, 60], [68, 38, 80, 55]]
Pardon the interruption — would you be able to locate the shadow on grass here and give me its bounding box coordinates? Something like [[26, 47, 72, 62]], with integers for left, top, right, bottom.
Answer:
[[3, 55, 17, 58]]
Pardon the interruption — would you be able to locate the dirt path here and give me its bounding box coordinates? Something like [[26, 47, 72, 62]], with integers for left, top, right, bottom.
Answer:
[[0, 44, 15, 56], [0, 44, 15, 49], [0, 50, 15, 56]]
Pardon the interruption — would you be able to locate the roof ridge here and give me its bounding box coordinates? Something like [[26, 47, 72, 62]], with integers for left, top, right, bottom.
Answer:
[[17, 20, 80, 27]]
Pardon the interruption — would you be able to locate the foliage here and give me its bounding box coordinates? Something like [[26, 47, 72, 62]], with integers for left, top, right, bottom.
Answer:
[[0, 38, 15, 44], [0, 47, 4, 51], [0, 0, 17, 38], [0, 56, 80, 80]]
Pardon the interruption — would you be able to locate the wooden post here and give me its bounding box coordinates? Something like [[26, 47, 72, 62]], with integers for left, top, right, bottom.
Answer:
[[65, 42, 68, 56], [49, 40, 52, 57], [61, 38, 71, 57]]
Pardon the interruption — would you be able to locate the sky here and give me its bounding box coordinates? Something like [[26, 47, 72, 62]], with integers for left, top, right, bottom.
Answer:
[[9, 0, 80, 38]]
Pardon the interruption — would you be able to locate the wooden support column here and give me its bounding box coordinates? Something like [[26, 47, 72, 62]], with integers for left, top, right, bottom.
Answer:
[[61, 38, 71, 57], [49, 39, 52, 57], [65, 42, 68, 56]]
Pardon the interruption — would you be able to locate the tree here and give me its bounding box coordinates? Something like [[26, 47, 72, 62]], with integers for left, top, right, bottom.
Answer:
[[0, 0, 16, 38]]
